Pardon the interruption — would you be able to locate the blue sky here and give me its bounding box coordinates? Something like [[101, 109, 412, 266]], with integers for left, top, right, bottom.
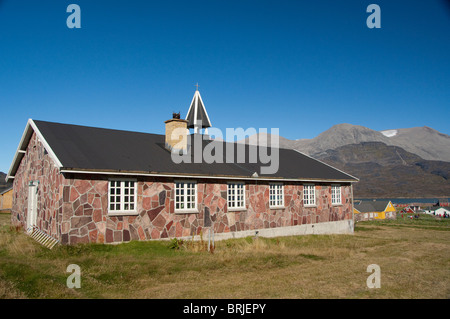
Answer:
[[0, 0, 449, 173]]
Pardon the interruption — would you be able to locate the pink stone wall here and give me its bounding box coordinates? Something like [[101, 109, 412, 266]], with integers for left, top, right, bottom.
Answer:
[[11, 134, 353, 245], [11, 132, 64, 240], [58, 175, 353, 245]]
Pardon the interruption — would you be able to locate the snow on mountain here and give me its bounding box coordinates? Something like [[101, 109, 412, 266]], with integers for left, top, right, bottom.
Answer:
[[380, 129, 398, 137]]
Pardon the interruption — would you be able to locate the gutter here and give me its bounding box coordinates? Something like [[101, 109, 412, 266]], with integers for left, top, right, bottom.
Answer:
[[60, 168, 358, 183]]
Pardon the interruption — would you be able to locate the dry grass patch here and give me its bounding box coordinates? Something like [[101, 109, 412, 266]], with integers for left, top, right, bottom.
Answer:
[[1, 213, 449, 299]]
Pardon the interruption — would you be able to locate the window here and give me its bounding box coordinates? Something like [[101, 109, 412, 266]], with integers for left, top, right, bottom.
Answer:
[[331, 185, 342, 205], [108, 180, 137, 214], [303, 184, 316, 206], [227, 183, 245, 210], [175, 181, 197, 212], [269, 183, 284, 208]]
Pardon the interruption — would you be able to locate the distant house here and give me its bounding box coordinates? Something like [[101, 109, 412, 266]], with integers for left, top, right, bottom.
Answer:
[[437, 198, 449, 207], [353, 200, 396, 221], [0, 187, 13, 212], [5, 89, 359, 245], [433, 207, 450, 217], [403, 207, 415, 214]]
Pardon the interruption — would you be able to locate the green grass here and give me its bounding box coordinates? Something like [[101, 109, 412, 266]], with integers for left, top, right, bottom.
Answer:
[[359, 212, 450, 230], [1, 213, 449, 299]]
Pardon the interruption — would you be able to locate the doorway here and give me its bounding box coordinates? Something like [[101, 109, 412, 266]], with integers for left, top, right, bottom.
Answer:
[[27, 180, 39, 231]]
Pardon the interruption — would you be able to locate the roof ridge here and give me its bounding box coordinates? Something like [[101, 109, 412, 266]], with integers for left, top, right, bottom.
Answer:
[[32, 119, 163, 137]]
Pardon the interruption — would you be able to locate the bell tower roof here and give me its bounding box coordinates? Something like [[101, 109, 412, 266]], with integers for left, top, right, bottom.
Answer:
[[185, 85, 212, 133]]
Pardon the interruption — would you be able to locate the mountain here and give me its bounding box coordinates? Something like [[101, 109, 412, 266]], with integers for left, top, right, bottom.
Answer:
[[241, 124, 450, 198], [244, 124, 450, 162], [315, 142, 450, 198], [242, 124, 390, 153], [298, 123, 392, 158]]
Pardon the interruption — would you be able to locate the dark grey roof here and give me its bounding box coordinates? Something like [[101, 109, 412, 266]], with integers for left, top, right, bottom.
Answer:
[[31, 120, 357, 181], [354, 200, 391, 213], [0, 186, 13, 195]]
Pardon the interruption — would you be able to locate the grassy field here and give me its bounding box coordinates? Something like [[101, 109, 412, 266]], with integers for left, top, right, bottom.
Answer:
[[0, 213, 449, 299]]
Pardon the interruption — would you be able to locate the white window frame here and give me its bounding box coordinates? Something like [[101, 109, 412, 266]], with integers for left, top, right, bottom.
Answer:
[[227, 182, 246, 211], [331, 185, 342, 205], [269, 183, 284, 208], [174, 180, 198, 213], [108, 179, 137, 215], [303, 184, 316, 207]]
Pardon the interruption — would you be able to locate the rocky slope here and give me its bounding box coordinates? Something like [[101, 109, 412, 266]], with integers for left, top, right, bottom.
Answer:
[[381, 126, 450, 162], [315, 142, 450, 198], [244, 123, 450, 163]]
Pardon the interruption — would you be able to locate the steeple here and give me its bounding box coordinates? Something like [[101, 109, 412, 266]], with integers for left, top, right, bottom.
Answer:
[[185, 86, 212, 134]]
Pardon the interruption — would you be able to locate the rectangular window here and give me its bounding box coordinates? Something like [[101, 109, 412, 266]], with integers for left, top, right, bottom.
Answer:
[[303, 184, 316, 206], [269, 183, 284, 208], [227, 183, 245, 210], [331, 185, 342, 205], [108, 180, 137, 214], [175, 181, 197, 212]]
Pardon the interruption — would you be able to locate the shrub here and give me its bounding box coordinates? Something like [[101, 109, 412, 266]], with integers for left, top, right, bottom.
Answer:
[[168, 238, 184, 250]]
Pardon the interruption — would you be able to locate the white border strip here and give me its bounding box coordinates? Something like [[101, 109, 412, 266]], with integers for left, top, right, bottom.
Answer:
[[196, 90, 212, 127], [6, 119, 63, 182], [153, 219, 355, 242], [6, 120, 32, 181], [29, 119, 63, 168], [60, 168, 356, 183]]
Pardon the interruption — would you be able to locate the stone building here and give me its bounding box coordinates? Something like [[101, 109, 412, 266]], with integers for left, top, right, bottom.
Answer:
[[6, 89, 358, 245]]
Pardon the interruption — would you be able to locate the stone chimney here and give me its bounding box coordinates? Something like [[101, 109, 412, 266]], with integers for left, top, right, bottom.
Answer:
[[165, 113, 188, 153]]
